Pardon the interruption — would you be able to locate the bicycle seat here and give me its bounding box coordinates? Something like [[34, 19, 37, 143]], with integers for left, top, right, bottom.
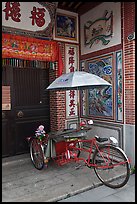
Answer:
[[95, 135, 108, 143]]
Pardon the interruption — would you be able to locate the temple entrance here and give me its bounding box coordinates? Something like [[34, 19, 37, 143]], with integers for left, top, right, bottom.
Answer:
[[2, 64, 50, 157]]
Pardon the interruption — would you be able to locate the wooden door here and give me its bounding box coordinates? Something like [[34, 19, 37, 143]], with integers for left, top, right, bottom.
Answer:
[[2, 66, 50, 157]]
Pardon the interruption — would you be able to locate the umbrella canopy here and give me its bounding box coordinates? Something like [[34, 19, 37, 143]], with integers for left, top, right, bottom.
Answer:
[[46, 71, 111, 90], [46, 71, 112, 129]]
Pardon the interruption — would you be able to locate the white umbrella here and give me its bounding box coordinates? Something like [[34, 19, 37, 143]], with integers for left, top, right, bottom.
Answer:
[[47, 71, 111, 90], [46, 71, 111, 128]]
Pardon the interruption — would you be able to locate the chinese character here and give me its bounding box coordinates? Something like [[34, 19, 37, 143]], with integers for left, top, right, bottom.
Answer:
[[69, 99, 75, 108], [3, 2, 21, 22], [69, 56, 75, 65], [69, 90, 75, 98], [30, 6, 46, 27], [68, 47, 75, 56], [69, 108, 75, 116], [69, 65, 75, 72]]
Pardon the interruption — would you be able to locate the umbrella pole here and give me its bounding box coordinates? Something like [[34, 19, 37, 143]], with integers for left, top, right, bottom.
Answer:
[[77, 88, 80, 129]]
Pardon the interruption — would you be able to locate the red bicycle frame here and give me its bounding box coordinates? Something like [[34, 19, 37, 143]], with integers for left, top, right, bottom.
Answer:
[[60, 137, 129, 169]]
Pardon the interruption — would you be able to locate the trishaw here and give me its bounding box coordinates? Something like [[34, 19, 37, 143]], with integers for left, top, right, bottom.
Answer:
[[27, 71, 130, 189], [27, 120, 130, 189]]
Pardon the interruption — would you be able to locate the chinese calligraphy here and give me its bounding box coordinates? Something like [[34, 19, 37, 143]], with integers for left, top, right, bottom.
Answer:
[[68, 47, 76, 116], [65, 44, 78, 119], [3, 2, 21, 22], [68, 47, 75, 55], [3, 2, 46, 27], [30, 6, 46, 27], [68, 47, 75, 72], [69, 91, 76, 116]]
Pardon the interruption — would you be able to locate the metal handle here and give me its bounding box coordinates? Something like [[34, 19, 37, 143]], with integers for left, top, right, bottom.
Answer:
[[17, 111, 24, 118]]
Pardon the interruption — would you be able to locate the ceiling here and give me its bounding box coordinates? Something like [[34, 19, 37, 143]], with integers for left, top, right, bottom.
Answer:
[[57, 2, 101, 15], [57, 2, 84, 12]]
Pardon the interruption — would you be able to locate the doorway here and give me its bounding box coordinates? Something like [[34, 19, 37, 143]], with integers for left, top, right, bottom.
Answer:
[[2, 65, 50, 157]]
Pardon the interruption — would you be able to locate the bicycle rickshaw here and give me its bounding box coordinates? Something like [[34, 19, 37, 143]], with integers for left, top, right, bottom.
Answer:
[[27, 71, 131, 189]]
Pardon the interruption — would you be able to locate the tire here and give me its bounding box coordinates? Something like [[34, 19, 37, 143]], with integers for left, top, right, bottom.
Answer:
[[30, 138, 44, 170], [92, 144, 130, 188]]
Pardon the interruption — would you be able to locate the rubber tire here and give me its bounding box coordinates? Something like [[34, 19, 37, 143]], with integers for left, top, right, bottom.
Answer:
[[93, 144, 130, 188], [30, 138, 44, 170]]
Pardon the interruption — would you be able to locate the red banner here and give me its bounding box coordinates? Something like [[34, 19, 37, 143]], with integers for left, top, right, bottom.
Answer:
[[58, 45, 64, 77], [2, 33, 58, 62]]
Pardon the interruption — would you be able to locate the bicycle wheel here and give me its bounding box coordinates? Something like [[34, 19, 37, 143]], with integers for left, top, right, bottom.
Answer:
[[92, 144, 130, 188], [30, 138, 44, 170]]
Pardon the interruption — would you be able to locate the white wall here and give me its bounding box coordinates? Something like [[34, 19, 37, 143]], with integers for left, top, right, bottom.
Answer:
[[80, 2, 121, 55]]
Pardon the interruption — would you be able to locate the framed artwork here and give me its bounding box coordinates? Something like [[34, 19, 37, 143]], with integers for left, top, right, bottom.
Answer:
[[116, 50, 123, 122], [80, 60, 87, 117], [54, 9, 78, 43], [80, 90, 87, 117], [80, 2, 121, 55], [86, 54, 114, 119], [80, 60, 85, 71]]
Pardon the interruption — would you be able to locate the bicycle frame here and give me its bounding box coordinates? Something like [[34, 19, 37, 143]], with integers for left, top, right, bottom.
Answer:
[[27, 125, 131, 189], [65, 137, 104, 167], [27, 128, 130, 169], [63, 137, 130, 169]]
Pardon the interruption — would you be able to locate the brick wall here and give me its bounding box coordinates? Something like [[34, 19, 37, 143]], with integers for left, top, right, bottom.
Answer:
[[80, 2, 135, 125], [49, 89, 65, 131], [49, 43, 66, 131], [123, 2, 135, 125], [50, 2, 135, 131]]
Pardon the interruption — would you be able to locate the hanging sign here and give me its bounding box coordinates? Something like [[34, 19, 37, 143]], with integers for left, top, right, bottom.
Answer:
[[2, 86, 11, 110], [2, 2, 57, 38], [2, 33, 58, 61]]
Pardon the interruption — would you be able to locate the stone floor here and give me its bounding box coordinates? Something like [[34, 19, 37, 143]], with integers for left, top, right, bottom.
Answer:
[[2, 153, 134, 202]]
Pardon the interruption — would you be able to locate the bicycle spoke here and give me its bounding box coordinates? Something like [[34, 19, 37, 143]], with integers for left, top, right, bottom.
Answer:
[[93, 145, 130, 188], [30, 138, 44, 170]]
